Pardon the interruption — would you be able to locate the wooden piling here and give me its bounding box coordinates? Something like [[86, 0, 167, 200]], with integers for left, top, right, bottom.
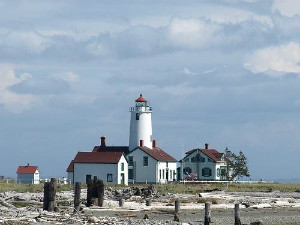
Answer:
[[96, 180, 104, 207], [235, 204, 242, 225], [119, 199, 125, 207], [204, 202, 211, 225], [43, 182, 50, 210], [48, 178, 57, 212], [86, 179, 93, 207], [74, 182, 81, 213], [175, 199, 180, 214], [146, 199, 152, 206]]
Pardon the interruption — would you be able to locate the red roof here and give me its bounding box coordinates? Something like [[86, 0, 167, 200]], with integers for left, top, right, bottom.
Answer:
[[66, 160, 74, 172], [136, 146, 177, 162], [185, 148, 224, 162], [16, 165, 38, 174], [74, 151, 124, 164], [135, 94, 147, 102], [92, 145, 129, 153]]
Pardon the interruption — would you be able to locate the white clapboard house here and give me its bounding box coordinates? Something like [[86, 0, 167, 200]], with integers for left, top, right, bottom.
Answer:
[[16, 164, 40, 184], [127, 140, 177, 184], [179, 144, 228, 181], [67, 137, 128, 185]]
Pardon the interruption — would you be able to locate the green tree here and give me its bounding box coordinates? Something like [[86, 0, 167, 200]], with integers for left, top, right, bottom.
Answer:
[[224, 147, 250, 181]]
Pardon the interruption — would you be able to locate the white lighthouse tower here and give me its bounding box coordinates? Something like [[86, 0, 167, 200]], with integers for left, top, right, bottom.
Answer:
[[129, 94, 153, 151]]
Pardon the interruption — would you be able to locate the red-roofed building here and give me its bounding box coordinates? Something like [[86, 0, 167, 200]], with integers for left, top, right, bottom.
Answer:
[[179, 143, 230, 181], [127, 140, 177, 184], [16, 163, 40, 184], [66, 137, 128, 185]]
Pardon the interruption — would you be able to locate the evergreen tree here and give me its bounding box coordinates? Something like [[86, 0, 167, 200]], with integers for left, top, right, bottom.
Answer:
[[224, 147, 250, 181]]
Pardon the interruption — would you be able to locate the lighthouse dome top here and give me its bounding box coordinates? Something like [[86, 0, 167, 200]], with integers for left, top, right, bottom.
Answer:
[[135, 94, 147, 102]]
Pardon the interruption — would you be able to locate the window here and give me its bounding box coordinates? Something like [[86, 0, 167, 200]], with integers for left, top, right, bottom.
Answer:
[[217, 168, 220, 177], [159, 170, 161, 179], [143, 156, 148, 166], [200, 157, 205, 162], [170, 170, 172, 180], [86, 175, 91, 184], [162, 169, 165, 179], [128, 156, 133, 166], [121, 163, 124, 171], [202, 168, 212, 177], [191, 157, 195, 162], [183, 167, 192, 174], [136, 113, 139, 120], [129, 169, 134, 179], [166, 162, 168, 167], [208, 158, 214, 163], [107, 174, 113, 182]]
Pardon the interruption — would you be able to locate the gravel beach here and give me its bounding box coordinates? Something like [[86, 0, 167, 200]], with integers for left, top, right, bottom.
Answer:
[[1, 188, 300, 225]]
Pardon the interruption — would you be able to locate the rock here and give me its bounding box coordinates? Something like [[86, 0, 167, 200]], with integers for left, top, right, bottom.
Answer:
[[250, 221, 263, 225], [88, 216, 99, 223]]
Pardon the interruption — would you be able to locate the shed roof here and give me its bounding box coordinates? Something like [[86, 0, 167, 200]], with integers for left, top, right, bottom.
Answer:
[[16, 165, 38, 174]]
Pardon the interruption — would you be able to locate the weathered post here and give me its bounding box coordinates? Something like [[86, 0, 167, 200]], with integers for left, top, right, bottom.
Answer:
[[204, 202, 211, 225], [119, 199, 125, 207], [48, 178, 57, 212], [86, 179, 93, 207], [43, 182, 50, 210], [235, 204, 242, 225], [96, 179, 104, 207], [175, 199, 180, 214], [74, 182, 81, 213], [146, 199, 152, 206]]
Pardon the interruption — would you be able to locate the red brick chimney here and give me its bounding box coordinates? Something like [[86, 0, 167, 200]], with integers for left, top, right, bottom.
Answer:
[[139, 140, 144, 147], [205, 143, 209, 149], [152, 140, 157, 148], [100, 136, 106, 147]]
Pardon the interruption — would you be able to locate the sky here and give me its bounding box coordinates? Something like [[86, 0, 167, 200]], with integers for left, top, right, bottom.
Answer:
[[0, 0, 299, 181]]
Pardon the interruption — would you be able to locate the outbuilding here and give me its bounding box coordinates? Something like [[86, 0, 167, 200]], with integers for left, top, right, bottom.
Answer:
[[16, 164, 40, 184]]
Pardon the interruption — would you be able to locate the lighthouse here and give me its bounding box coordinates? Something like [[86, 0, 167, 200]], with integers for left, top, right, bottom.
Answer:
[[129, 94, 153, 151]]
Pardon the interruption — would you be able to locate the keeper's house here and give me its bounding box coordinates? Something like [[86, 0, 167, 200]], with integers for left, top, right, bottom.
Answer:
[[16, 164, 40, 184], [179, 144, 228, 181]]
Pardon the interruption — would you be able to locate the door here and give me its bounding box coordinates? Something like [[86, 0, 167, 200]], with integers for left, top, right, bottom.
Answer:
[[121, 173, 125, 185]]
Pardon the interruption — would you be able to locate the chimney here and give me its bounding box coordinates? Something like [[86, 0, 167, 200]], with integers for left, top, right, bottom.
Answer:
[[152, 140, 157, 148], [26, 163, 29, 167], [139, 140, 144, 147], [100, 136, 106, 147], [205, 143, 209, 149]]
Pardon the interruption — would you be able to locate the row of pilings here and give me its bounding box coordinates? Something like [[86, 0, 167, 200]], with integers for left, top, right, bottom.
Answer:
[[43, 178, 260, 225]]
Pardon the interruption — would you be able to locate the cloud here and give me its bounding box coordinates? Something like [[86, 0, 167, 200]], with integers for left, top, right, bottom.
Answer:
[[180, 68, 198, 76], [166, 17, 219, 49], [244, 42, 300, 76], [55, 72, 79, 82], [272, 0, 300, 17], [10, 75, 70, 95], [0, 66, 37, 113]]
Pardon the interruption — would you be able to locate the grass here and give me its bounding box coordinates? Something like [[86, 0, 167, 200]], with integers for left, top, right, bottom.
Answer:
[[0, 179, 74, 193], [1, 179, 299, 194], [149, 182, 300, 194]]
